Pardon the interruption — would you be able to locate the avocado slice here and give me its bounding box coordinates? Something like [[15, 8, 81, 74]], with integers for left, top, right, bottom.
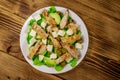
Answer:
[[43, 57, 56, 67], [49, 13, 61, 24]]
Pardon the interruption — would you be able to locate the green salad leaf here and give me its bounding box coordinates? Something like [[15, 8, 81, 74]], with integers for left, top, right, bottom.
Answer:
[[48, 6, 56, 13], [29, 19, 36, 27], [70, 58, 77, 67], [55, 64, 64, 71], [37, 19, 42, 25], [37, 14, 46, 25], [33, 55, 44, 66], [27, 32, 33, 44], [44, 51, 51, 57], [68, 16, 72, 21], [53, 47, 57, 53], [76, 30, 81, 35], [71, 40, 77, 46], [47, 38, 51, 44]]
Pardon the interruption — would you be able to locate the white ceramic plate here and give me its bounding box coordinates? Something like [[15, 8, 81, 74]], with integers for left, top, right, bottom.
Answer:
[[20, 6, 89, 74]]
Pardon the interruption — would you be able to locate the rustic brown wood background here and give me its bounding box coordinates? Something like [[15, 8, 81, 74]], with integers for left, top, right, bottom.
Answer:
[[0, 0, 120, 80]]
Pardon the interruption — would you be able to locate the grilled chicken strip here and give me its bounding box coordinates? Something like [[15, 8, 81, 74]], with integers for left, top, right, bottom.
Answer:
[[37, 44, 46, 55], [60, 10, 69, 29], [56, 52, 71, 64], [42, 9, 48, 18], [62, 43, 80, 59], [61, 34, 80, 44], [46, 16, 58, 32], [27, 41, 42, 59], [47, 16, 56, 27], [32, 23, 48, 39], [49, 36, 61, 48], [68, 23, 79, 33]]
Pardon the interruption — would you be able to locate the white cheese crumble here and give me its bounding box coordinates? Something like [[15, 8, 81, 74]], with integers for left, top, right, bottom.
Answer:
[[42, 39, 47, 44], [75, 43, 83, 49], [66, 28, 73, 35], [47, 45, 53, 52], [39, 55, 44, 61], [34, 14, 41, 21], [58, 30, 65, 36], [30, 30, 36, 37], [29, 38, 36, 47], [41, 22, 47, 29], [52, 31, 58, 37], [50, 53, 57, 59]]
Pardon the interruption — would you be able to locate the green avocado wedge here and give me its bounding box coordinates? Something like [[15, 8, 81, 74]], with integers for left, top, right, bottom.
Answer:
[[43, 57, 56, 67], [49, 13, 61, 25]]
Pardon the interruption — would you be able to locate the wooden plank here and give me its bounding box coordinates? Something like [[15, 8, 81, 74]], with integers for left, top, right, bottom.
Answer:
[[0, 51, 62, 80], [76, 0, 120, 20]]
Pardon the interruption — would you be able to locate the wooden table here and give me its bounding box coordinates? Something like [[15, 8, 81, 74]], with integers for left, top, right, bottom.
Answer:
[[0, 0, 120, 80]]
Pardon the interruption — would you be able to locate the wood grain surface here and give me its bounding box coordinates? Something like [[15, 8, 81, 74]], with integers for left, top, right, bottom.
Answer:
[[0, 0, 120, 80]]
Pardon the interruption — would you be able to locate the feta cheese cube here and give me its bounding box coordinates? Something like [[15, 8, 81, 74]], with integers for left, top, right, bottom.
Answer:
[[30, 30, 36, 37], [41, 22, 47, 29], [42, 39, 47, 44], [58, 30, 65, 36], [29, 38, 36, 47], [52, 31, 58, 37], [50, 53, 57, 59], [39, 55, 44, 61], [34, 14, 41, 21], [66, 29, 73, 35], [75, 43, 83, 49], [47, 45, 53, 52]]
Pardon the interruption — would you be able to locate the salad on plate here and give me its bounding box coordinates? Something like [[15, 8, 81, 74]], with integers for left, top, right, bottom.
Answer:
[[27, 6, 83, 71]]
